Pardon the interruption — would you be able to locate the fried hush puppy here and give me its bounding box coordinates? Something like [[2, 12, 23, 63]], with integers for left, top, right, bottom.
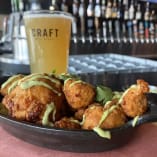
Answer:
[[74, 108, 86, 121], [120, 79, 149, 118], [82, 100, 127, 130], [54, 117, 81, 129], [0, 73, 151, 133], [1, 73, 66, 124], [63, 78, 96, 110]]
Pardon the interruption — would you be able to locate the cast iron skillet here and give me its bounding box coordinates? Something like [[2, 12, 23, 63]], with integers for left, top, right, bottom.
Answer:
[[0, 77, 157, 153]]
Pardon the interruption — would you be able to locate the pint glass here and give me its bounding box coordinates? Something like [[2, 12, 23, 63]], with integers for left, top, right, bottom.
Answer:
[[23, 10, 73, 74]]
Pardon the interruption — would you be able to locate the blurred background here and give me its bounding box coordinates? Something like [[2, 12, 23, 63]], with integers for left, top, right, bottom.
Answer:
[[0, 0, 157, 75], [0, 0, 157, 57]]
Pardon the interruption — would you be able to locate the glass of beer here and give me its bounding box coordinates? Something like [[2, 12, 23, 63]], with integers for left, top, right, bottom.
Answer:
[[23, 10, 73, 74]]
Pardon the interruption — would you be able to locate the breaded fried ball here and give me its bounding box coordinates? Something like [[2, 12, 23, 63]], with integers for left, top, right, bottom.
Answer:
[[82, 100, 126, 130], [103, 99, 127, 129], [54, 117, 81, 129], [1, 73, 66, 124], [63, 78, 95, 110], [74, 108, 86, 121], [120, 79, 149, 118], [82, 103, 103, 130]]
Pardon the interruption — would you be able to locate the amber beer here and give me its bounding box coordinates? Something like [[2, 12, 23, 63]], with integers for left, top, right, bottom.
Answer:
[[24, 11, 72, 74]]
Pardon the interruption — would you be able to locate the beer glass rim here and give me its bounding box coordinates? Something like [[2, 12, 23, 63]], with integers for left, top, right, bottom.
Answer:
[[23, 10, 73, 20]]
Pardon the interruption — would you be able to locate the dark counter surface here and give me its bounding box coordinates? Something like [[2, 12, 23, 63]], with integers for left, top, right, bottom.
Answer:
[[1, 53, 157, 90], [1, 53, 157, 75]]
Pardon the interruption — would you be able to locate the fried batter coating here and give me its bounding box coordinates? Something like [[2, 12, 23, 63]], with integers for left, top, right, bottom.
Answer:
[[54, 117, 81, 129], [0, 74, 151, 132], [0, 74, 24, 96], [82, 103, 103, 130], [103, 99, 127, 129], [82, 100, 127, 130], [1, 73, 67, 123], [63, 78, 95, 110], [120, 79, 149, 118], [74, 108, 86, 121]]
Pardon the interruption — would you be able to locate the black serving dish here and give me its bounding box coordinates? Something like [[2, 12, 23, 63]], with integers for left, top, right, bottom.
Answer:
[[0, 76, 157, 153]]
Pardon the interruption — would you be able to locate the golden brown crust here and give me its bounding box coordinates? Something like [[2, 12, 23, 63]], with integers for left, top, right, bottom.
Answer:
[[74, 108, 86, 121], [82, 101, 127, 130], [0, 74, 24, 96], [82, 103, 103, 130], [121, 79, 149, 118], [54, 117, 81, 129], [102, 105, 127, 129], [0, 75, 150, 130], [63, 79, 96, 110], [1, 74, 66, 123]]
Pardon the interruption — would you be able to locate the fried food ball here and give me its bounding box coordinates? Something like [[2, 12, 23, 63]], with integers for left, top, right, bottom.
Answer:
[[74, 108, 86, 121], [63, 78, 95, 110], [120, 79, 149, 118], [82, 100, 126, 130], [82, 103, 103, 130], [103, 99, 127, 129], [1, 73, 67, 124], [0, 74, 24, 96], [54, 117, 81, 129]]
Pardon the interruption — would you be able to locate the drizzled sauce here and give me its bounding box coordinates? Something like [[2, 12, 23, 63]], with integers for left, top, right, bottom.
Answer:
[[24, 73, 61, 85], [81, 103, 117, 139], [42, 102, 55, 126], [8, 80, 19, 94], [93, 104, 118, 139], [5, 73, 62, 96], [98, 105, 117, 127], [69, 80, 84, 88], [20, 80, 61, 96], [118, 85, 137, 104], [64, 78, 72, 84], [1, 74, 23, 89]]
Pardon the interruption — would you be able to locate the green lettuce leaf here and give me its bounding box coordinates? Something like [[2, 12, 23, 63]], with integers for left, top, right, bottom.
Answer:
[[95, 85, 113, 105]]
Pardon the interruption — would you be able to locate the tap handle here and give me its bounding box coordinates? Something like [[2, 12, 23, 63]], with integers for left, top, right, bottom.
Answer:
[[133, 20, 139, 43], [72, 18, 78, 43], [115, 20, 121, 43], [103, 21, 107, 43], [144, 21, 150, 43], [122, 22, 127, 43], [108, 20, 114, 43], [127, 21, 133, 43]]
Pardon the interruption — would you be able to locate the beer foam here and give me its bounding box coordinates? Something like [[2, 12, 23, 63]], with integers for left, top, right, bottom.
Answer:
[[24, 12, 73, 21]]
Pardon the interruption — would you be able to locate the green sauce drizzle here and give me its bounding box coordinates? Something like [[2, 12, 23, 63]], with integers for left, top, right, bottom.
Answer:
[[93, 127, 111, 139], [52, 107, 56, 122], [1, 74, 23, 89], [80, 114, 86, 125], [20, 80, 61, 96], [98, 105, 117, 127], [19, 73, 60, 85], [64, 78, 72, 85], [8, 80, 19, 94], [69, 80, 84, 88], [104, 101, 112, 107], [42, 103, 55, 126], [93, 104, 117, 139], [118, 85, 137, 104], [19, 73, 41, 83], [18, 73, 62, 96], [27, 74, 61, 85], [132, 116, 139, 127]]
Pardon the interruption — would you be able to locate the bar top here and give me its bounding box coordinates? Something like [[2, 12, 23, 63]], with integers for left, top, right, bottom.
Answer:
[[0, 123, 157, 157], [1, 53, 157, 75]]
